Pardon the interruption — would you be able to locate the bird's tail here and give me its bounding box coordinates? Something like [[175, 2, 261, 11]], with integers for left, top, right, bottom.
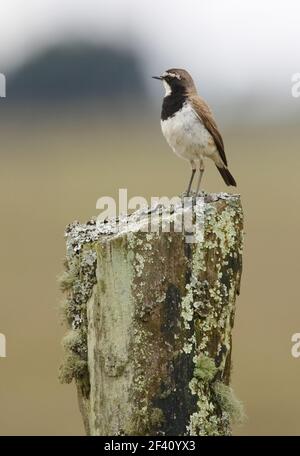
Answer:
[[216, 166, 237, 187]]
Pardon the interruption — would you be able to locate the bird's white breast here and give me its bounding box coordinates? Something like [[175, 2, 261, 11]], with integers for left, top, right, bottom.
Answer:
[[161, 101, 216, 161]]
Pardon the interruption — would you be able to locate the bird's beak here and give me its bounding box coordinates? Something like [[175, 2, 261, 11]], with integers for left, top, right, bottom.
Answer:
[[152, 76, 163, 80]]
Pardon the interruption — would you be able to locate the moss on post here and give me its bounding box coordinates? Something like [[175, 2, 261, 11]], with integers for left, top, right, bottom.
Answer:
[[59, 193, 244, 436]]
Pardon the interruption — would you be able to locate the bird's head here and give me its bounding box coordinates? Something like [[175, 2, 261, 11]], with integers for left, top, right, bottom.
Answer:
[[152, 68, 196, 96]]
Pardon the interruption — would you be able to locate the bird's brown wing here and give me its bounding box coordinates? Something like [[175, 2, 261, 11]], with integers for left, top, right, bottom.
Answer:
[[190, 95, 228, 166]]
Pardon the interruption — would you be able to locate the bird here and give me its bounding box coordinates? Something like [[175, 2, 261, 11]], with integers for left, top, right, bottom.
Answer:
[[153, 68, 236, 195]]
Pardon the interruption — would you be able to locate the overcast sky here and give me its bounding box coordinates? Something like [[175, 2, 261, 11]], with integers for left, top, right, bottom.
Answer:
[[1, 0, 299, 107]]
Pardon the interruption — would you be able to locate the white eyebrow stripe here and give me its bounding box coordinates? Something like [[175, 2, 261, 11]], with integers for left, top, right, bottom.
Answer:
[[162, 71, 181, 80]]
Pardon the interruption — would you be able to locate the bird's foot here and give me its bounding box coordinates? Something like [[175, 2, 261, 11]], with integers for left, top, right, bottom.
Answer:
[[182, 190, 196, 199]]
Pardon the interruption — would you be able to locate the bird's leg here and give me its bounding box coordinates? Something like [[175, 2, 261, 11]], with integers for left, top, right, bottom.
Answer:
[[186, 161, 196, 196], [195, 159, 205, 195]]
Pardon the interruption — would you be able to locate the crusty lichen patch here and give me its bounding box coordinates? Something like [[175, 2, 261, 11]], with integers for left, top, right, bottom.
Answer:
[[187, 356, 245, 435], [59, 241, 97, 395], [126, 229, 170, 435], [180, 196, 244, 435]]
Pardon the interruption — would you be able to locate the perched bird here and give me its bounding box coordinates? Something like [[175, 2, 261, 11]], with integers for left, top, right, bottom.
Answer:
[[153, 68, 236, 194]]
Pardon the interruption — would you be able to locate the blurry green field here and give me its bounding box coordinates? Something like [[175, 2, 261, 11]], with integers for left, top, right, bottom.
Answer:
[[0, 105, 299, 435]]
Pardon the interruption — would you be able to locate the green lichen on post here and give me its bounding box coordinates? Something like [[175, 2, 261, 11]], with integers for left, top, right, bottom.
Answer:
[[187, 356, 244, 435], [193, 354, 218, 381], [58, 234, 97, 397], [125, 229, 172, 435], [213, 381, 245, 425], [180, 196, 244, 435], [59, 194, 243, 436]]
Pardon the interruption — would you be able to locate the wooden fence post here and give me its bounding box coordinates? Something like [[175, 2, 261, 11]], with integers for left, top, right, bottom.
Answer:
[[59, 193, 244, 436]]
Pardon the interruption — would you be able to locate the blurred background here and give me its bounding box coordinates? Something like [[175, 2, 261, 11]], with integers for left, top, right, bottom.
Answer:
[[0, 0, 300, 435]]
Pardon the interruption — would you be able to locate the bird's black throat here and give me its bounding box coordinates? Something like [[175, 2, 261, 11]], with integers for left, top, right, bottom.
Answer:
[[161, 91, 187, 121]]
